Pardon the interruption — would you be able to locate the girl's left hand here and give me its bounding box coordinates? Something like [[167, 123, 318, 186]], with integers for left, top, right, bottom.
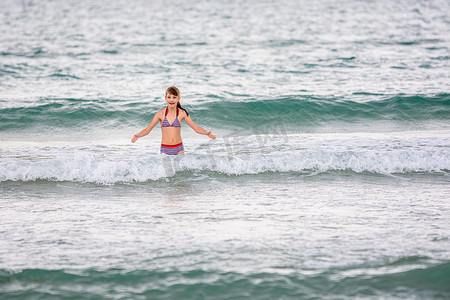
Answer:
[[207, 130, 216, 139], [131, 134, 139, 143]]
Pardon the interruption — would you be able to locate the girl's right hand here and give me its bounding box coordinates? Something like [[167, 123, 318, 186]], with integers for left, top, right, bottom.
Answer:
[[131, 134, 139, 143], [207, 130, 216, 139]]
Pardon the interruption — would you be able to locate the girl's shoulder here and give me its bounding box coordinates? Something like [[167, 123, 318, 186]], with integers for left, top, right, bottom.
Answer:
[[156, 108, 165, 117], [178, 108, 189, 118], [151, 108, 165, 121]]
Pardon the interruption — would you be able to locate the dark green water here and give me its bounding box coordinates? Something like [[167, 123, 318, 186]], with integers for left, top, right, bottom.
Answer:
[[2, 261, 450, 299]]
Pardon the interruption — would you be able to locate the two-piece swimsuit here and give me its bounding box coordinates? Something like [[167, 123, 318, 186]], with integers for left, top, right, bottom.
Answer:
[[160, 107, 184, 155]]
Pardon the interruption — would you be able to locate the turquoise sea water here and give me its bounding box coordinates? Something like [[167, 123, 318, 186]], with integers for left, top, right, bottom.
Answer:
[[1, 0, 450, 299]]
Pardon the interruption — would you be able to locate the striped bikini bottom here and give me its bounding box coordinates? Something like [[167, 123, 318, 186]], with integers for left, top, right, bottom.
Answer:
[[160, 142, 184, 155]]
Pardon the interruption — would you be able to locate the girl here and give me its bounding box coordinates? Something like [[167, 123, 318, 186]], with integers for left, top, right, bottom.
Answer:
[[131, 86, 216, 155]]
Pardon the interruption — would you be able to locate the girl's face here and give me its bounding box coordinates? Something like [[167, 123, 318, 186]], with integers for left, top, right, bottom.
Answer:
[[165, 93, 179, 108]]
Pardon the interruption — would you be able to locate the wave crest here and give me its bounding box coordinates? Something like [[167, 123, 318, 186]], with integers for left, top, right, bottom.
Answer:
[[1, 145, 448, 184]]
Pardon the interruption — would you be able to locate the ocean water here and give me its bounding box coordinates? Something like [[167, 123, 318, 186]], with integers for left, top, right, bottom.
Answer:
[[1, 0, 449, 299]]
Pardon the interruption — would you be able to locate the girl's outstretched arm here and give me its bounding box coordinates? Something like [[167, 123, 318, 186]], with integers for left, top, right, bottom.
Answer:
[[183, 114, 216, 139], [131, 111, 161, 143]]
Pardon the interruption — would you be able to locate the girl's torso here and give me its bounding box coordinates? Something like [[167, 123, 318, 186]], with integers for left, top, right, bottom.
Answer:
[[161, 107, 182, 145]]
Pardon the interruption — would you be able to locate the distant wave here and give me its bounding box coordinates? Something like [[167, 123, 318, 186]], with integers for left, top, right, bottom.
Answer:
[[1, 260, 449, 298], [194, 93, 450, 130], [0, 94, 449, 131]]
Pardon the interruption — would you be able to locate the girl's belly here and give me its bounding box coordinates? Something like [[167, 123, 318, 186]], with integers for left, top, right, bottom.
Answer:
[[161, 128, 182, 145]]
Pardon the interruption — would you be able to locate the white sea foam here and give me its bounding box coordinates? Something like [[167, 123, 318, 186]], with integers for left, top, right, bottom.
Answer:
[[1, 134, 449, 184]]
